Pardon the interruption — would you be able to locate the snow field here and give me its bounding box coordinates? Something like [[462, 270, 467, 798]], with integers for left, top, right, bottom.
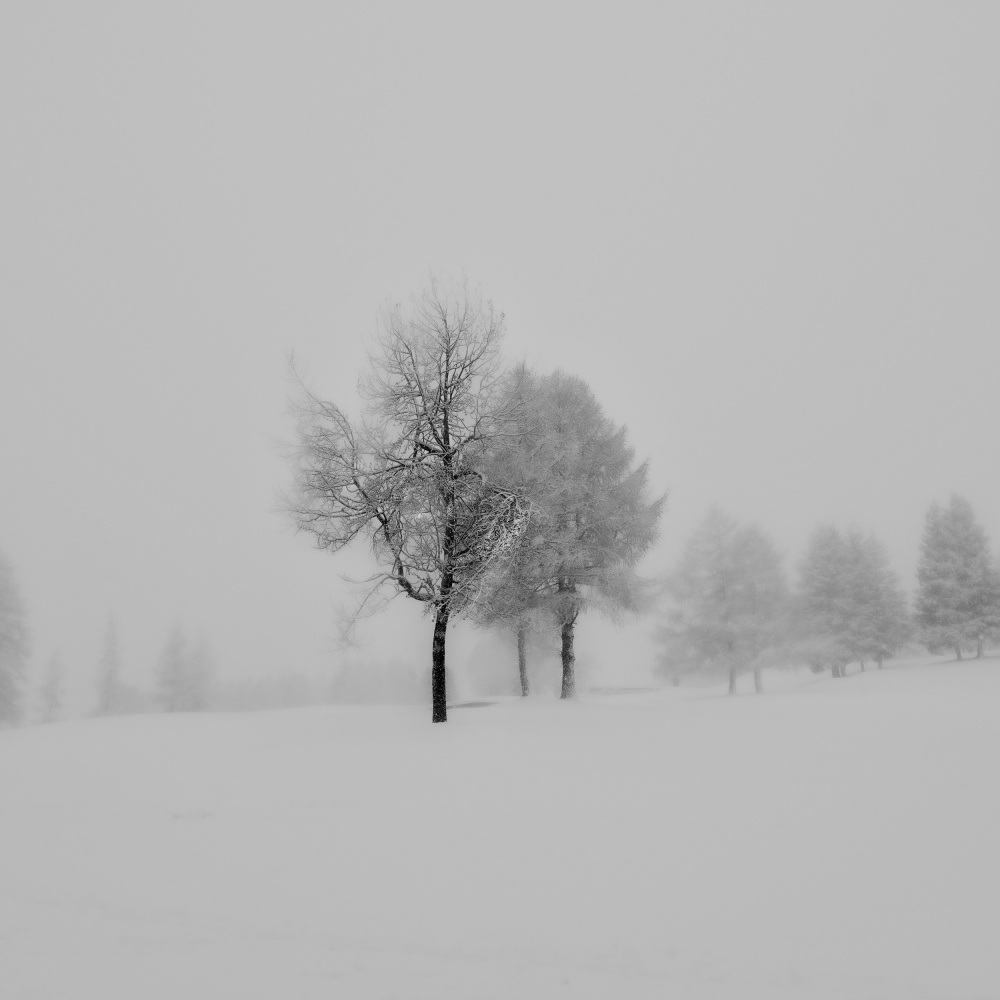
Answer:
[[1, 658, 998, 999]]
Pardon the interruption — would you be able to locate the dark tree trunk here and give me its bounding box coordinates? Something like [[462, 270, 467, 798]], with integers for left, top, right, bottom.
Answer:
[[955, 645, 963, 661], [517, 625, 529, 697], [832, 663, 842, 679], [753, 667, 762, 694], [431, 601, 450, 723], [560, 619, 576, 699], [728, 668, 736, 695]]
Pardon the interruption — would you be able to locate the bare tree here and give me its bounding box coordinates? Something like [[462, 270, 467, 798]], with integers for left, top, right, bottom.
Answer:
[[288, 278, 529, 722]]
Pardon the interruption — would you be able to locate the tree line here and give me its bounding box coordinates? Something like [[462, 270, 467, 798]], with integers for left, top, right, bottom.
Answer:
[[657, 494, 1000, 692], [288, 278, 999, 715], [4, 278, 996, 725], [0, 589, 217, 725]]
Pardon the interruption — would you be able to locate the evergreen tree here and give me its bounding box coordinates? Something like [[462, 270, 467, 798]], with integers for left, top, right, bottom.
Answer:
[[482, 371, 663, 699], [855, 533, 912, 669], [0, 550, 29, 725], [658, 509, 788, 694], [916, 496, 1000, 659], [798, 525, 854, 677], [466, 367, 553, 697], [799, 525, 912, 674]]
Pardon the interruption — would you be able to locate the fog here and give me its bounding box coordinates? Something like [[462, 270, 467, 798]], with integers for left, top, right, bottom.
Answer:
[[2, 5, 998, 713]]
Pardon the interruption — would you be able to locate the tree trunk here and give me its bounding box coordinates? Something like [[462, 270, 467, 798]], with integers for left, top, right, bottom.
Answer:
[[517, 625, 529, 697], [877, 656, 883, 670], [955, 645, 963, 661], [859, 660, 865, 672], [753, 667, 762, 694], [560, 619, 576, 699], [431, 602, 449, 723], [976, 636, 983, 658], [832, 663, 842, 679], [728, 668, 736, 695]]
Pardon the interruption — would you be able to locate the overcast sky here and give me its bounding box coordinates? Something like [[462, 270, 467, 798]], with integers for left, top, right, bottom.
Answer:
[[2, 4, 998, 705]]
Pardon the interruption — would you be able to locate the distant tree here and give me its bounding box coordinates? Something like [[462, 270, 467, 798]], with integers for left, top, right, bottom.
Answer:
[[916, 496, 1000, 659], [657, 509, 788, 694], [798, 525, 911, 675], [38, 651, 65, 723], [155, 625, 211, 712], [797, 526, 854, 677], [156, 624, 188, 712], [0, 550, 29, 726], [477, 370, 663, 699], [852, 533, 912, 669], [288, 279, 529, 722], [95, 615, 123, 715]]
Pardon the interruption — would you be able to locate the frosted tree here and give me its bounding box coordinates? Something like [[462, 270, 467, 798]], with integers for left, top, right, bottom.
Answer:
[[797, 525, 910, 675], [469, 546, 552, 697], [466, 365, 560, 697], [487, 371, 663, 699], [797, 526, 854, 677], [288, 278, 529, 722], [851, 532, 911, 669], [916, 496, 1000, 659], [0, 550, 29, 726], [38, 651, 65, 723], [95, 615, 123, 715], [657, 509, 788, 694]]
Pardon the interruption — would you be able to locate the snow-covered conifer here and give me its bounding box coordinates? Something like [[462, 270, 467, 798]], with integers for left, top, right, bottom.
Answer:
[[658, 508, 787, 693], [917, 496, 1000, 658]]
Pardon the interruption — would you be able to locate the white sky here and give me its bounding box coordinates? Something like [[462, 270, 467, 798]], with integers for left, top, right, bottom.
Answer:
[[2, 4, 998, 704]]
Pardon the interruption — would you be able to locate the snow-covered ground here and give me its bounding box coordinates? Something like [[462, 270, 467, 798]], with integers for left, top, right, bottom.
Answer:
[[2, 656, 998, 999]]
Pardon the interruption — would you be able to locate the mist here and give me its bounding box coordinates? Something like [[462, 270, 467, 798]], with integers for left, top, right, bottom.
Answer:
[[2, 6, 998, 715], [3, 6, 1000, 995]]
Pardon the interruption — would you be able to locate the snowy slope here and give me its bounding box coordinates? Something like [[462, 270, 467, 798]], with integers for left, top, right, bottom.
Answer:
[[2, 658, 998, 999]]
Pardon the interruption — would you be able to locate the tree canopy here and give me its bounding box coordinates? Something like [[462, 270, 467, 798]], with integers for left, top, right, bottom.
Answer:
[[289, 279, 530, 721], [473, 369, 664, 698], [658, 508, 788, 693], [917, 495, 1000, 659]]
